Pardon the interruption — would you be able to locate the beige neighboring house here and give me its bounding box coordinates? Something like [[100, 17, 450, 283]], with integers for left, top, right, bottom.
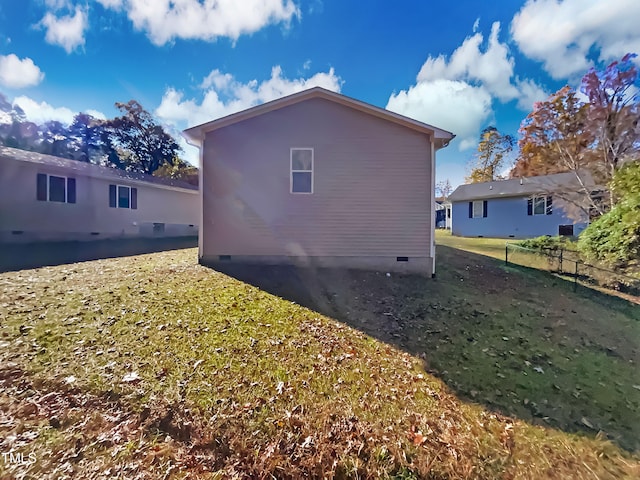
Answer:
[[0, 146, 199, 243], [183, 87, 454, 275]]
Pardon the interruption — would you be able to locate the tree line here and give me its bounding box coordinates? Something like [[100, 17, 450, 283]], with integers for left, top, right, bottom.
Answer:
[[0, 96, 198, 185], [465, 54, 639, 269]]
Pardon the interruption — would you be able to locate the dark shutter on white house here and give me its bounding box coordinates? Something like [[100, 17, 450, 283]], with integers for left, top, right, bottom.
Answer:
[[131, 188, 138, 209], [67, 178, 76, 204], [109, 184, 117, 207], [483, 200, 488, 217], [546, 196, 553, 215], [468, 202, 473, 218], [37, 174, 47, 201], [527, 198, 533, 215]]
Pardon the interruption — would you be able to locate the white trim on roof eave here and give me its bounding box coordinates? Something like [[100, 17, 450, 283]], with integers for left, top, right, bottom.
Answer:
[[182, 87, 455, 142]]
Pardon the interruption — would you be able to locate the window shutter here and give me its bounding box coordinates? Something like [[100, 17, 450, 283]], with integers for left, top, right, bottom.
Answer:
[[468, 202, 473, 218], [67, 178, 76, 204], [483, 200, 488, 218], [109, 184, 116, 208], [131, 188, 138, 209], [546, 196, 553, 215], [37, 174, 47, 201], [527, 198, 532, 216]]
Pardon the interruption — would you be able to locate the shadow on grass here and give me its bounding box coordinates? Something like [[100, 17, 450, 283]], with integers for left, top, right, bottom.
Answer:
[[0, 236, 198, 273], [205, 245, 640, 453]]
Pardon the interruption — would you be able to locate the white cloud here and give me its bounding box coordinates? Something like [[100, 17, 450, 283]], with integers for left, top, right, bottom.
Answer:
[[0, 54, 45, 89], [95, 0, 123, 8], [514, 78, 549, 110], [511, 0, 640, 79], [387, 22, 549, 151], [156, 66, 342, 129], [415, 21, 547, 112], [13, 96, 75, 125], [99, 0, 300, 45], [40, 5, 88, 53], [386, 79, 493, 151], [418, 22, 519, 102], [86, 109, 106, 120], [199, 69, 235, 91], [156, 66, 341, 167], [45, 0, 72, 9]]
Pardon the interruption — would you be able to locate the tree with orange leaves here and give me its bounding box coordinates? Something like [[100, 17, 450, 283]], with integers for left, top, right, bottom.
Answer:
[[512, 54, 640, 217]]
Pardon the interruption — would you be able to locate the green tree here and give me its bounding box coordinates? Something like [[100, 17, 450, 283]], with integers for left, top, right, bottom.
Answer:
[[465, 127, 514, 183], [105, 100, 181, 174], [0, 93, 39, 150], [153, 156, 199, 186], [68, 113, 109, 163], [578, 161, 640, 269], [38, 120, 73, 158]]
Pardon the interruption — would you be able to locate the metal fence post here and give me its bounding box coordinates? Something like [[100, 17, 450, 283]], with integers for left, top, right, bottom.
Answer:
[[505, 243, 508, 266], [574, 261, 578, 292], [559, 249, 563, 274]]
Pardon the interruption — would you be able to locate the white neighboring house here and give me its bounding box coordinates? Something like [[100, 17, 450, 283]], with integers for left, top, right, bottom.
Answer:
[[0, 146, 199, 243]]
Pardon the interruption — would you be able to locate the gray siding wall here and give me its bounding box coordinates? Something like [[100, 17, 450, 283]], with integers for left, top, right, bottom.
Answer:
[[201, 97, 434, 272], [0, 158, 199, 242], [451, 196, 587, 238]]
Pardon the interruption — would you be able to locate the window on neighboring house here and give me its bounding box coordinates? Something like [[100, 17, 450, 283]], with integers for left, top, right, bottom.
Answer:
[[36, 173, 76, 204], [109, 184, 138, 209], [469, 200, 487, 218], [291, 148, 313, 194], [528, 195, 552, 216]]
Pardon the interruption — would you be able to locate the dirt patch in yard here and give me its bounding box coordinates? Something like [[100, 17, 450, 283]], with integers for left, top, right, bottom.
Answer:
[[214, 245, 640, 453]]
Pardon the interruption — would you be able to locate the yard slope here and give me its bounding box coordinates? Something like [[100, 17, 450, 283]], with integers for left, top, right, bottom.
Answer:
[[0, 247, 638, 479]]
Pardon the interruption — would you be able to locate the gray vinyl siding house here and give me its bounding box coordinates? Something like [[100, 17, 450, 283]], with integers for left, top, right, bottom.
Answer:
[[183, 87, 454, 275], [448, 173, 589, 238], [0, 146, 199, 243]]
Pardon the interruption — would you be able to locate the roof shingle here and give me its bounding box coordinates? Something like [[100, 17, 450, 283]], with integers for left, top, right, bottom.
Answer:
[[0, 146, 198, 191], [448, 172, 593, 202]]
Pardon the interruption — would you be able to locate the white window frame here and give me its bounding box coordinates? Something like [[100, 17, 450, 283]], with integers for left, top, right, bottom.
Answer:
[[46, 174, 69, 203], [117, 184, 132, 209], [532, 196, 547, 216], [472, 200, 484, 218], [290, 147, 314, 194]]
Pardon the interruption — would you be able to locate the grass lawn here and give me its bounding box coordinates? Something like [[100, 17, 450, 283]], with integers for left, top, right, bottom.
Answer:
[[0, 244, 639, 478], [436, 230, 640, 303], [435, 229, 510, 261]]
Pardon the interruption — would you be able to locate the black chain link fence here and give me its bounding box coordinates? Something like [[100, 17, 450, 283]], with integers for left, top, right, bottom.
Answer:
[[504, 242, 640, 296]]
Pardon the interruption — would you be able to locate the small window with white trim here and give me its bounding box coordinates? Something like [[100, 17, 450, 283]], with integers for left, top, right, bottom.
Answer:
[[36, 173, 76, 203], [468, 200, 487, 218], [290, 148, 313, 194], [528, 195, 552, 216], [109, 184, 138, 209]]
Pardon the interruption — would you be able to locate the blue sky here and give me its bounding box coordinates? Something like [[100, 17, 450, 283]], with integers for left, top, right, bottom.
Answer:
[[1, 0, 639, 188]]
